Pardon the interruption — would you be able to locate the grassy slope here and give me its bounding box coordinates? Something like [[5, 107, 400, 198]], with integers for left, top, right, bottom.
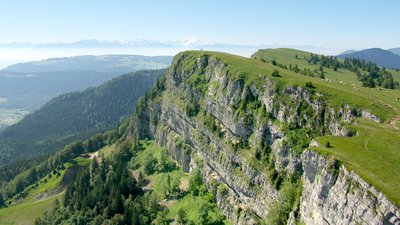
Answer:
[[0, 193, 62, 225], [250, 48, 400, 121], [0, 157, 90, 224], [181, 49, 400, 206], [310, 119, 400, 205], [133, 141, 231, 224], [0, 171, 66, 225]]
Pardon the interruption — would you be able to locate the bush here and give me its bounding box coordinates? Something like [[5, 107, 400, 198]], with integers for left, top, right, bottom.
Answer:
[[143, 154, 158, 175], [325, 141, 331, 148], [272, 69, 281, 77], [176, 208, 187, 225], [305, 82, 314, 88], [217, 184, 229, 197], [189, 169, 203, 196], [264, 181, 302, 225]]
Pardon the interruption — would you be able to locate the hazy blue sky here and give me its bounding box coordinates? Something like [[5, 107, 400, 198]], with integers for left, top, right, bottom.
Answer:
[[1, 0, 399, 49]]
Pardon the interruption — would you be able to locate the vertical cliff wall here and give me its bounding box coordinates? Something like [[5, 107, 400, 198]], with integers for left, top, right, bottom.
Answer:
[[125, 51, 400, 224]]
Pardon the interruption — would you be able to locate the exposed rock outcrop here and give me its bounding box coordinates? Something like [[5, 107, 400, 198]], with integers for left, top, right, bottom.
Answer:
[[126, 52, 398, 224], [300, 150, 400, 225]]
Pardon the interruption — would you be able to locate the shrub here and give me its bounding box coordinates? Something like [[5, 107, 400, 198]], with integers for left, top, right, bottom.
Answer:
[[264, 181, 302, 225], [272, 69, 281, 77], [217, 184, 229, 197], [305, 81, 314, 88], [143, 154, 158, 175], [189, 169, 203, 196], [176, 208, 187, 225], [325, 141, 331, 148]]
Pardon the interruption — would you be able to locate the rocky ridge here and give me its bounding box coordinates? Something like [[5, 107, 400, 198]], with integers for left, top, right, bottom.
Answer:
[[125, 52, 400, 224]]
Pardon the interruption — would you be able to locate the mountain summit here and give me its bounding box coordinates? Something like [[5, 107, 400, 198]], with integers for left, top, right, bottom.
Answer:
[[338, 48, 400, 69]]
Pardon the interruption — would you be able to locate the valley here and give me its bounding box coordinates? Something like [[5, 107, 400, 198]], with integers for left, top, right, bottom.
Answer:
[[0, 55, 172, 129], [0, 108, 29, 131]]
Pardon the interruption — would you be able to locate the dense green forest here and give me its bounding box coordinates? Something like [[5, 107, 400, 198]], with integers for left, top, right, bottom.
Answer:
[[34, 140, 226, 225]]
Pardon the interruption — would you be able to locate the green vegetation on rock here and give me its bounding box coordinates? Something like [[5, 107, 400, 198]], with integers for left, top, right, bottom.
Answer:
[[312, 119, 400, 206]]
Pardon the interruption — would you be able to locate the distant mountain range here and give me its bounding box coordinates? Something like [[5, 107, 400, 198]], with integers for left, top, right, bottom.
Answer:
[[338, 48, 400, 69], [339, 50, 357, 55], [2, 55, 172, 74], [389, 48, 400, 56]]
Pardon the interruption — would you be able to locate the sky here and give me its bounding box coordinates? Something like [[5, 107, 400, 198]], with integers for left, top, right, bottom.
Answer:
[[0, 0, 399, 67]]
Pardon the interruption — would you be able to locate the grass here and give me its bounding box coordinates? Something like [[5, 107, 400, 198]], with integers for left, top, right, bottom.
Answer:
[[167, 194, 231, 225], [98, 145, 114, 158], [148, 170, 186, 199], [0, 171, 67, 225], [132, 140, 186, 200], [0, 193, 63, 225], [251, 48, 400, 121], [137, 140, 163, 159], [132, 140, 231, 224], [167, 194, 207, 220], [311, 119, 400, 206], [74, 156, 91, 166], [0, 156, 86, 224], [7, 162, 72, 206]]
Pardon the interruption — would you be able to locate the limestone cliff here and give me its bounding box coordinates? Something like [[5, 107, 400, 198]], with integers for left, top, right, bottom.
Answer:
[[125, 51, 400, 224], [301, 150, 399, 225]]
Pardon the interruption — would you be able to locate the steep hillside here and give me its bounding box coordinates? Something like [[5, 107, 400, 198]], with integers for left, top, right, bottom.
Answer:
[[0, 69, 164, 166], [0, 141, 96, 224], [34, 140, 229, 225], [338, 48, 400, 70], [124, 50, 400, 224]]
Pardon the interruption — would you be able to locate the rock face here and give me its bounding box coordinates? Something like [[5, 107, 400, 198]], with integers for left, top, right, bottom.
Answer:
[[126, 52, 399, 224], [301, 150, 400, 225]]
